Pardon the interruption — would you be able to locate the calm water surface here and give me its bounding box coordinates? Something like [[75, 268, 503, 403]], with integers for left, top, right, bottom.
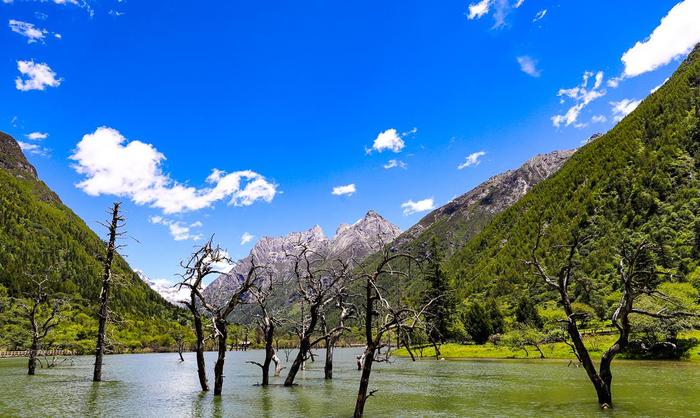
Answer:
[[1, 348, 699, 417]]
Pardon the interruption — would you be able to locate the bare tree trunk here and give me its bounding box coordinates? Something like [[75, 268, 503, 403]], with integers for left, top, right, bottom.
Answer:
[[284, 335, 310, 386], [432, 340, 441, 358], [189, 301, 209, 391], [324, 337, 335, 379], [93, 202, 121, 382], [261, 320, 275, 386], [354, 344, 376, 418], [28, 338, 38, 375], [272, 353, 283, 376], [284, 306, 319, 386], [213, 319, 228, 396]]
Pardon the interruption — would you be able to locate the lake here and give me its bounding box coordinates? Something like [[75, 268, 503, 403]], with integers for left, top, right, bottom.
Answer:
[[1, 348, 699, 417]]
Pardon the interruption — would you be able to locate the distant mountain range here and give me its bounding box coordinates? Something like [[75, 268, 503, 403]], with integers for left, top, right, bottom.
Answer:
[[202, 210, 401, 306], [135, 270, 190, 306]]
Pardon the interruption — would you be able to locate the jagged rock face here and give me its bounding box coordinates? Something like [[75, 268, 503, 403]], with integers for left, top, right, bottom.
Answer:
[[202, 211, 401, 305], [0, 131, 38, 179], [394, 149, 575, 254]]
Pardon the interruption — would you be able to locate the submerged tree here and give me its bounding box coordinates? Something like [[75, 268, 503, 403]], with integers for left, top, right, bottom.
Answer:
[[319, 292, 353, 379], [353, 248, 436, 418], [177, 237, 232, 392], [528, 224, 699, 408], [283, 244, 353, 387], [17, 269, 66, 375], [198, 259, 266, 396], [93, 202, 125, 382], [246, 269, 284, 385]]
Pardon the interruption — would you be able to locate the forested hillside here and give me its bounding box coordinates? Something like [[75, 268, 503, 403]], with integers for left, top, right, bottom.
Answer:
[[0, 132, 186, 352], [443, 44, 700, 334]]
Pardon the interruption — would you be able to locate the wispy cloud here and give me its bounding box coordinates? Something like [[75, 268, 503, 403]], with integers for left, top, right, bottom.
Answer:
[[401, 198, 435, 215], [9, 20, 47, 43], [610, 99, 641, 122], [532, 9, 547, 22], [15, 60, 62, 91], [466, 0, 517, 29], [240, 232, 254, 245], [467, 0, 492, 20], [384, 159, 407, 170], [25, 131, 48, 140], [650, 77, 669, 94], [150, 216, 203, 241], [516, 56, 540, 77], [70, 127, 278, 214], [331, 183, 356, 196], [17, 141, 49, 156], [457, 151, 486, 169], [551, 71, 606, 128]]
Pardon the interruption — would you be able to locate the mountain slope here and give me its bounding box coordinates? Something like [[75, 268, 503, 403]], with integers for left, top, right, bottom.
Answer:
[[203, 210, 401, 306], [445, 44, 700, 313], [0, 132, 172, 317], [393, 149, 574, 257]]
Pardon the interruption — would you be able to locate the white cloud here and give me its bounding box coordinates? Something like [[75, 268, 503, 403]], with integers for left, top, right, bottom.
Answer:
[[332, 183, 356, 196], [606, 76, 622, 88], [620, 0, 700, 78], [240, 232, 254, 245], [591, 115, 607, 123], [15, 60, 62, 91], [17, 141, 49, 156], [70, 127, 278, 214], [610, 99, 642, 122], [467, 0, 515, 28], [532, 9, 547, 22], [54, 33, 62, 39], [650, 77, 670, 93], [516, 56, 540, 77], [467, 0, 491, 19], [401, 198, 435, 215], [368, 128, 405, 153], [384, 159, 407, 169], [457, 151, 486, 169], [149, 216, 203, 241], [9, 20, 47, 43], [25, 131, 48, 140], [551, 71, 606, 128]]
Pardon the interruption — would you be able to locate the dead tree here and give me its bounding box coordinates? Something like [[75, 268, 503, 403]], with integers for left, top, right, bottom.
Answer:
[[93, 202, 125, 382], [246, 270, 284, 385], [527, 226, 699, 408], [197, 259, 265, 396], [283, 245, 353, 387], [353, 248, 435, 418], [320, 293, 354, 379], [177, 237, 232, 392], [174, 332, 186, 362], [16, 272, 66, 375]]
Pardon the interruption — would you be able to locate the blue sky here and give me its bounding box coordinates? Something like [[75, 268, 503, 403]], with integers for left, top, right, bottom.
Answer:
[[2, 0, 699, 284]]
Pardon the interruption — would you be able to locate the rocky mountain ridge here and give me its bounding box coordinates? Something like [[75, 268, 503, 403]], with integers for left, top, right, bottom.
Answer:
[[392, 149, 575, 255], [202, 210, 401, 304]]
